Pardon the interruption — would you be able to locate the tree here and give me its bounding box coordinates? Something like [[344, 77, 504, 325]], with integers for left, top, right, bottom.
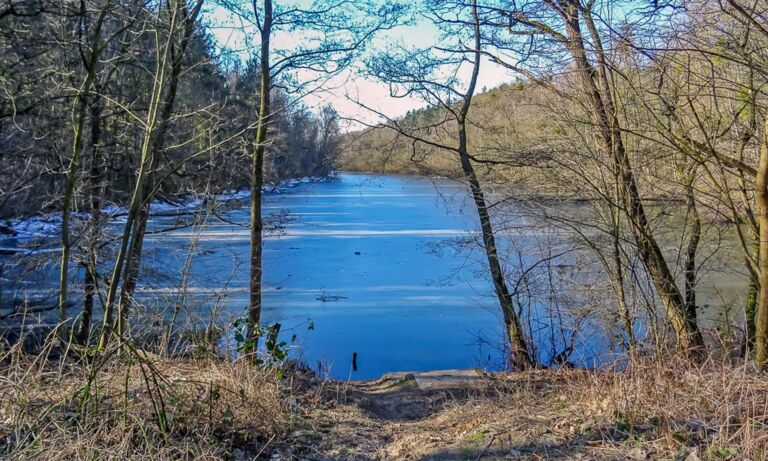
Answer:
[[359, 0, 535, 369], [238, 0, 402, 347], [58, 0, 112, 338], [114, 0, 205, 338], [717, 0, 768, 366], [99, 0, 207, 347], [481, 0, 705, 357]]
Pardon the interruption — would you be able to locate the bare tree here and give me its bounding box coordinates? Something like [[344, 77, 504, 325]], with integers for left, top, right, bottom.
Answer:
[[114, 0, 205, 337], [58, 0, 111, 338], [720, 0, 768, 366], [99, 0, 205, 346], [237, 0, 402, 347], [356, 0, 536, 368], [479, 0, 705, 356]]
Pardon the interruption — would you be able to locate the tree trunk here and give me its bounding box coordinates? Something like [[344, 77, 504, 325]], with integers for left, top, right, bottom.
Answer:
[[458, 148, 533, 368], [754, 130, 768, 367], [456, 0, 533, 369], [76, 90, 106, 345], [59, 4, 108, 340], [247, 0, 272, 346], [98, 1, 182, 348], [117, 207, 149, 336], [563, 7, 704, 356], [745, 264, 758, 351], [612, 225, 636, 351], [115, 0, 205, 337], [59, 84, 91, 335], [683, 179, 701, 326]]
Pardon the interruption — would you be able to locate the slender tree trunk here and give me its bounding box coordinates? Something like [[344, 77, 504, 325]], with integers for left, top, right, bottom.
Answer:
[[99, 2, 181, 348], [59, 83, 91, 334], [59, 3, 110, 340], [744, 275, 758, 352], [457, 0, 533, 369], [745, 249, 758, 351], [754, 130, 768, 367], [458, 149, 533, 368], [248, 0, 272, 346], [612, 226, 635, 351], [683, 179, 700, 326], [117, 208, 148, 335], [76, 91, 106, 345], [99, 114, 158, 348], [115, 0, 205, 336], [609, 140, 635, 352], [739, 168, 760, 352], [740, 153, 759, 351]]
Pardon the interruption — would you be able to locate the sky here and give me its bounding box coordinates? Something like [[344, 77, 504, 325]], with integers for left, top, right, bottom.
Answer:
[[205, 2, 514, 129]]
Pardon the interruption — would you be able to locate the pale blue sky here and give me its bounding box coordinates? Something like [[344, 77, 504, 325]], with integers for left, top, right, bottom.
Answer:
[[205, 2, 513, 128]]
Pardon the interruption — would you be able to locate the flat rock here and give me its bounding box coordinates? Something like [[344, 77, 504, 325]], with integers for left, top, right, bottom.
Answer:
[[354, 369, 485, 392], [411, 369, 483, 391]]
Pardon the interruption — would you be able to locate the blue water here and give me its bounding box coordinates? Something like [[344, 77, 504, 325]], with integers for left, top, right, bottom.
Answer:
[[3, 173, 625, 378], [139, 173, 525, 378]]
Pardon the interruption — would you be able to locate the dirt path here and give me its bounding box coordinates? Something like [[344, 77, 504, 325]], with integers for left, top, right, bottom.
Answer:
[[272, 370, 641, 460]]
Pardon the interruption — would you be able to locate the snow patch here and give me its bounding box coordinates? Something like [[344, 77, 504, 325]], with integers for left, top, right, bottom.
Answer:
[[0, 175, 336, 243], [5, 215, 62, 242]]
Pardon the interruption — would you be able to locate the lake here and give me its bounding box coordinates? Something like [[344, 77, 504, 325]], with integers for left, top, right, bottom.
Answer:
[[0, 173, 746, 379], [140, 173, 527, 379]]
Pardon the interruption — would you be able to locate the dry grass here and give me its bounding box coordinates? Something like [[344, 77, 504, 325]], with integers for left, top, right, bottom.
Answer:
[[295, 359, 767, 460], [2, 332, 766, 460], [460, 358, 768, 460], [559, 358, 768, 459], [0, 335, 291, 460]]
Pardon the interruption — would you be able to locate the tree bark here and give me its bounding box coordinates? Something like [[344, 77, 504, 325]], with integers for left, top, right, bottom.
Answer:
[[745, 257, 758, 351], [612, 224, 635, 351], [76, 89, 106, 345], [248, 0, 272, 347], [683, 178, 700, 326], [754, 128, 768, 367], [458, 150, 533, 368]]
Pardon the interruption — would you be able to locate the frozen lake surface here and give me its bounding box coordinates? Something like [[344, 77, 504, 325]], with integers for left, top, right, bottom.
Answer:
[[2, 173, 743, 379], [142, 173, 521, 378]]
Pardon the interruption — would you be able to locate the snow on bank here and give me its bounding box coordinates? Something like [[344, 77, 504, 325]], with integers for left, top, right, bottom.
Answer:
[[1, 175, 336, 244]]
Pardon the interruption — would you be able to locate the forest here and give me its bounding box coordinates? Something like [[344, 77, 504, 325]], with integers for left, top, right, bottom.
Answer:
[[2, 0, 768, 460]]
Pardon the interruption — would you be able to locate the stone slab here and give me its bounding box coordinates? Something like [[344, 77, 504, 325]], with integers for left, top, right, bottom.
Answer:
[[411, 368, 483, 391]]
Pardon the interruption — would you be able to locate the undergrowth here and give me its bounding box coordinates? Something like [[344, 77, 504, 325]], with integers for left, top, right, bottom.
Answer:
[[0, 329, 291, 460]]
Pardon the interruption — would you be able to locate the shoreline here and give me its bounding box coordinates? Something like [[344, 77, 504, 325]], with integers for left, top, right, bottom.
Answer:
[[0, 174, 338, 246]]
